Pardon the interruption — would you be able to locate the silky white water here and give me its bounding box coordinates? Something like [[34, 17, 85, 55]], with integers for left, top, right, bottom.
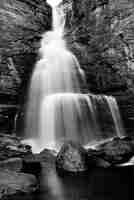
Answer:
[[24, 0, 125, 153]]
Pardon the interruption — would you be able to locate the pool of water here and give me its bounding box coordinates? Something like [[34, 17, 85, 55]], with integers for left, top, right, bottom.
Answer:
[[10, 162, 134, 200]]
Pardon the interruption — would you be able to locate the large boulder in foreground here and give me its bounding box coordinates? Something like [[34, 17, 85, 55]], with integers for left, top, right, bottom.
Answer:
[[88, 137, 134, 165], [56, 141, 88, 173], [56, 137, 134, 171], [0, 169, 37, 199]]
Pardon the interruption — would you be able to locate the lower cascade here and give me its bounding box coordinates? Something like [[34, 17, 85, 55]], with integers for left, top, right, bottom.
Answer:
[[24, 1, 125, 153]]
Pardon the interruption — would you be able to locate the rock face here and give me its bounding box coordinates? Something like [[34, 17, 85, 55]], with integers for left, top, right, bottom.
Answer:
[[0, 0, 51, 104], [62, 0, 134, 134], [56, 141, 88, 173], [0, 0, 52, 133], [64, 0, 134, 93], [0, 170, 37, 199]]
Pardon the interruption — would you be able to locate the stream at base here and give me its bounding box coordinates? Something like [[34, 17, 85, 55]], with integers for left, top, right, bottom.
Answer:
[[9, 165, 133, 200]]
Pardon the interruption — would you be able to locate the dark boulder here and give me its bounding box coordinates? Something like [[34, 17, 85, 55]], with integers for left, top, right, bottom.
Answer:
[[0, 156, 42, 175], [22, 158, 41, 175], [0, 105, 19, 134], [88, 137, 134, 165], [87, 149, 111, 168], [56, 141, 88, 173], [22, 149, 57, 174], [0, 134, 42, 175]]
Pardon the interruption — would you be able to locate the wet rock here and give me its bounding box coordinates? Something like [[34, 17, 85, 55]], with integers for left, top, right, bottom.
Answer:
[[92, 156, 111, 168], [36, 149, 57, 163], [0, 155, 42, 175], [0, 134, 43, 175], [25, 149, 56, 164], [117, 155, 134, 167], [22, 159, 41, 175], [87, 149, 111, 168], [0, 158, 23, 172], [0, 134, 32, 161], [56, 141, 88, 173], [22, 149, 57, 174], [0, 169, 38, 199], [88, 137, 134, 165], [32, 149, 57, 173]]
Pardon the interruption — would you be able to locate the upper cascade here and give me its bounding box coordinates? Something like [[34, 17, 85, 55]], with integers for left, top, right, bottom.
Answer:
[[47, 0, 63, 7], [47, 0, 65, 32]]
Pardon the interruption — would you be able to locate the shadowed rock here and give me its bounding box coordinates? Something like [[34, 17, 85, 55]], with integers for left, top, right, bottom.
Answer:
[[0, 0, 52, 103], [87, 137, 134, 165], [0, 170, 38, 199], [87, 149, 111, 168], [0, 134, 32, 161], [62, 0, 134, 135], [0, 134, 42, 175]]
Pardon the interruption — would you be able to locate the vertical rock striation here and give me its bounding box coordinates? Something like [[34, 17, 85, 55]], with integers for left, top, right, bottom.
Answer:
[[0, 0, 52, 103], [62, 0, 134, 135], [0, 0, 52, 133]]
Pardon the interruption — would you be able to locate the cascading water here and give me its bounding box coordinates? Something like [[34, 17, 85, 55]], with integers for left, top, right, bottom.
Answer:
[[24, 0, 125, 153]]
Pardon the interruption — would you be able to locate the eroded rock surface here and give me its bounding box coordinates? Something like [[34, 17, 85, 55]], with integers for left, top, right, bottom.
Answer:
[[56, 141, 88, 173], [62, 0, 134, 134], [0, 0, 52, 134], [0, 134, 38, 198], [88, 137, 134, 165], [0, 134, 32, 161], [56, 137, 134, 173], [0, 0, 51, 103]]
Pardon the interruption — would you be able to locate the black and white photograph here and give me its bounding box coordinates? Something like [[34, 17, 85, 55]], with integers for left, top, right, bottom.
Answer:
[[0, 0, 134, 199]]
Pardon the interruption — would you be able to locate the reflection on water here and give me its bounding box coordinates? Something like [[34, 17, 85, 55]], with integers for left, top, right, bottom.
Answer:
[[43, 169, 65, 200], [39, 166, 133, 200], [9, 163, 134, 200]]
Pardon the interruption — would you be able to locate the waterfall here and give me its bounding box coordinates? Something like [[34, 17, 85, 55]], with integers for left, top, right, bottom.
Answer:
[[24, 0, 125, 153]]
